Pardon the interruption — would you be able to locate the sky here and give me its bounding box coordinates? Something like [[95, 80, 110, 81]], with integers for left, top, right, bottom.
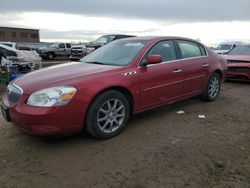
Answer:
[[1, 0, 250, 46]]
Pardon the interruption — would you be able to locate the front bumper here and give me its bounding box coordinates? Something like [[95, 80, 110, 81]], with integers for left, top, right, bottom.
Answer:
[[1, 92, 84, 136], [226, 71, 250, 82]]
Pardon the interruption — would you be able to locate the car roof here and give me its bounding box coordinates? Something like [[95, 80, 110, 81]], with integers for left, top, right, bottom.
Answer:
[[219, 41, 242, 45], [102, 34, 135, 37], [119, 36, 203, 43]]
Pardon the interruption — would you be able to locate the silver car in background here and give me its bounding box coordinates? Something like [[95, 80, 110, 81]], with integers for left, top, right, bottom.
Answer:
[[69, 44, 87, 61]]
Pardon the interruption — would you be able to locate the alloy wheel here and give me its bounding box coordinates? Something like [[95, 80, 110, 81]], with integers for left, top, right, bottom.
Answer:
[[208, 76, 219, 98], [97, 99, 125, 133]]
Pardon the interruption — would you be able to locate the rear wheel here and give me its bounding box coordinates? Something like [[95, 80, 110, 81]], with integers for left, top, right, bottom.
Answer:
[[201, 73, 221, 101], [85, 90, 130, 139]]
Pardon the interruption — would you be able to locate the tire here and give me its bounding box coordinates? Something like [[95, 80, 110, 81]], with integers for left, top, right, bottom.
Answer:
[[201, 73, 221, 101], [47, 52, 55, 60], [85, 90, 130, 139]]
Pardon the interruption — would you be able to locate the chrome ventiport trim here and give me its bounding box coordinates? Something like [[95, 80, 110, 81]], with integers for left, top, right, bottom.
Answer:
[[122, 71, 137, 77]]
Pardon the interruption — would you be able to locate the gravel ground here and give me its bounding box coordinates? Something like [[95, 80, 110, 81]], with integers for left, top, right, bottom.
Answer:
[[0, 82, 249, 188]]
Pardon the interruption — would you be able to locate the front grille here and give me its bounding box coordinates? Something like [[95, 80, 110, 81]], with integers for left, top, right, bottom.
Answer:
[[7, 84, 23, 104], [18, 123, 61, 135], [228, 67, 250, 72]]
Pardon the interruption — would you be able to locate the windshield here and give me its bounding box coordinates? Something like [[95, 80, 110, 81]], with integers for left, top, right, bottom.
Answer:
[[95, 36, 109, 44], [81, 40, 147, 66], [2, 43, 13, 47], [216, 44, 232, 50], [228, 45, 250, 55]]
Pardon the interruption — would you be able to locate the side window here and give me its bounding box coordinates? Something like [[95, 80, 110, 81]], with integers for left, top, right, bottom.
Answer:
[[147, 40, 177, 62], [58, 43, 65, 48], [66, 43, 71, 48], [177, 40, 202, 58], [199, 45, 207, 56]]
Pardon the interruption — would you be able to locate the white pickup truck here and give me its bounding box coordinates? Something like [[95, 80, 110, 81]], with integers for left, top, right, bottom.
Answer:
[[38, 43, 71, 60]]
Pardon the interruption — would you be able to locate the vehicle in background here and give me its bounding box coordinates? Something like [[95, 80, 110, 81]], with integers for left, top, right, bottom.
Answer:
[[0, 44, 41, 81], [86, 34, 135, 54], [214, 41, 242, 55], [70, 45, 87, 61], [224, 44, 250, 82], [0, 42, 20, 50], [0, 42, 51, 52], [1, 36, 227, 139], [19, 43, 51, 52], [38, 43, 72, 60]]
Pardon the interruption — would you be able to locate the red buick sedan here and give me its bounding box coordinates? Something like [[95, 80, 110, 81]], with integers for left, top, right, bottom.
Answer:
[[1, 37, 227, 139]]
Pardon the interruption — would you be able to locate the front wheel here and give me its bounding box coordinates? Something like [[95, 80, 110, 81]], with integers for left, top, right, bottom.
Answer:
[[47, 53, 55, 60], [85, 90, 130, 139], [201, 73, 221, 101]]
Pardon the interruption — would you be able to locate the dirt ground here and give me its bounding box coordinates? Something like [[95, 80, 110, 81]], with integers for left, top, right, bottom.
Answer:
[[0, 82, 249, 188]]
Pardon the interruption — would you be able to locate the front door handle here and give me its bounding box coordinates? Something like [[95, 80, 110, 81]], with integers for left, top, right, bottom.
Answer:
[[203, 63, 209, 67], [173, 69, 182, 73]]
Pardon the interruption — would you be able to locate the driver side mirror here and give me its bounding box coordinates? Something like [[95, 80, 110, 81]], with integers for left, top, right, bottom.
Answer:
[[141, 55, 163, 66]]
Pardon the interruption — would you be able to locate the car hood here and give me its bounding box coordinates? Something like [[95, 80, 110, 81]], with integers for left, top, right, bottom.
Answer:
[[224, 55, 250, 62], [13, 62, 121, 94], [227, 63, 250, 68]]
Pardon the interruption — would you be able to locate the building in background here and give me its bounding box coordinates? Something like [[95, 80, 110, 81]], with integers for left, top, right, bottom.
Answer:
[[0, 26, 40, 43]]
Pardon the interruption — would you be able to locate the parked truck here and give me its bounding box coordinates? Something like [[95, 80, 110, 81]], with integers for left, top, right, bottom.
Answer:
[[38, 43, 71, 60]]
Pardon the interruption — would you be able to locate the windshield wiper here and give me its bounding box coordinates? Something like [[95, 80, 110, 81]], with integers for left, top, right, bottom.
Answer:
[[84, 61, 115, 66], [84, 61, 106, 65]]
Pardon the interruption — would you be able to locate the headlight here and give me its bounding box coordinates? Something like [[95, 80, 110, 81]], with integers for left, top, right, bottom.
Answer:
[[27, 86, 77, 107]]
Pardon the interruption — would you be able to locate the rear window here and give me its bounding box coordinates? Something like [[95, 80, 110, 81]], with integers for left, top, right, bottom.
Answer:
[[177, 40, 202, 59], [66, 43, 71, 48]]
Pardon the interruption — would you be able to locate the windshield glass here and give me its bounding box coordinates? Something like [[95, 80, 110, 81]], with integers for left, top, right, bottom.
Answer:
[[228, 45, 250, 55], [81, 40, 147, 66], [217, 44, 232, 50], [95, 36, 110, 44], [2, 43, 13, 47]]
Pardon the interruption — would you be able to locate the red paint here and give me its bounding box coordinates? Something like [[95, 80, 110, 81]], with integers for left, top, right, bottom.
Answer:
[[224, 55, 250, 82]]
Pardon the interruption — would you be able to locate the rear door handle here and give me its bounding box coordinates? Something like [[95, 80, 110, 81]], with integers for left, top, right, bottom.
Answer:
[[203, 63, 209, 67], [173, 69, 182, 73]]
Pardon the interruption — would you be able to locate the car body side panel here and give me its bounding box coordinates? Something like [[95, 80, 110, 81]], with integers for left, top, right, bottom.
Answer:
[[179, 56, 210, 96], [137, 61, 184, 110]]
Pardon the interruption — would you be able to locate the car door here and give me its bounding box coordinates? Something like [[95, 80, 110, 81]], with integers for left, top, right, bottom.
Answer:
[[138, 40, 184, 110], [175, 40, 209, 97], [65, 43, 72, 55], [57, 43, 66, 56]]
